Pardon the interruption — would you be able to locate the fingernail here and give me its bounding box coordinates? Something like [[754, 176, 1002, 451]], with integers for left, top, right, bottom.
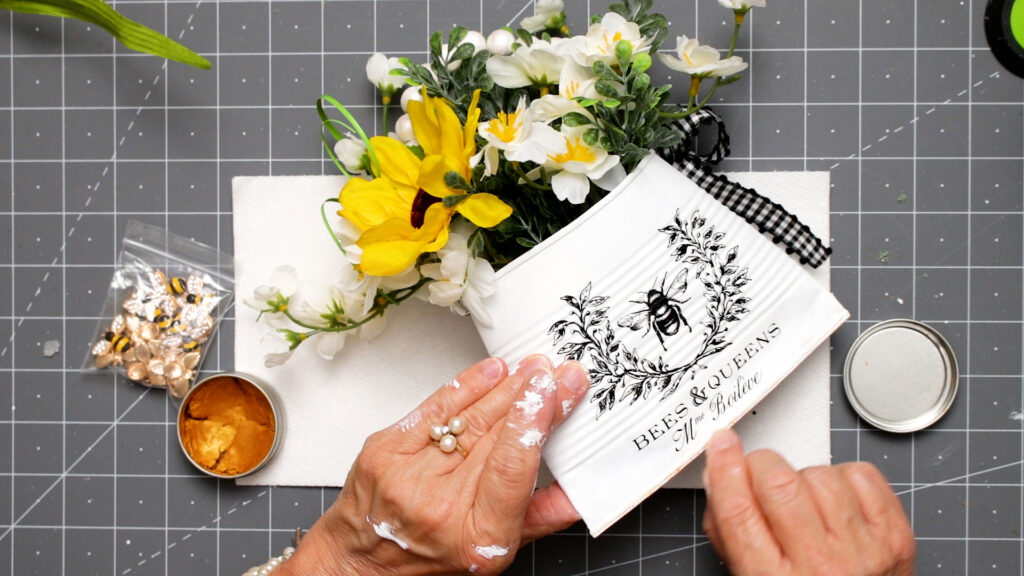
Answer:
[[526, 366, 556, 396], [480, 357, 505, 382], [708, 428, 738, 455], [556, 362, 589, 396], [515, 354, 551, 377]]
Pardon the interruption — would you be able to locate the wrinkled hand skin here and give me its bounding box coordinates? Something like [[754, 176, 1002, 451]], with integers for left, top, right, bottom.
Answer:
[[702, 429, 917, 576], [277, 355, 591, 576]]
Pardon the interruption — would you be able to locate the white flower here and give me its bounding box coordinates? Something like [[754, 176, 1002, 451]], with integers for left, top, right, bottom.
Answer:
[[478, 96, 566, 175], [421, 231, 497, 327], [521, 0, 564, 33], [486, 29, 515, 56], [658, 36, 747, 78], [718, 0, 766, 10], [571, 12, 651, 67], [542, 126, 620, 204], [365, 53, 407, 97], [395, 114, 416, 144], [260, 330, 294, 368], [399, 86, 423, 112], [486, 39, 564, 88], [245, 265, 298, 312], [333, 134, 367, 174]]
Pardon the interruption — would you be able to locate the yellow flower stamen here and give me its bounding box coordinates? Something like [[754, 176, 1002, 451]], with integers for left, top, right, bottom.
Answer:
[[486, 109, 521, 143], [550, 138, 597, 164]]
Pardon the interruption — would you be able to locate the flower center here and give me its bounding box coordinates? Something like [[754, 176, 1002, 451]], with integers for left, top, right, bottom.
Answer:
[[486, 110, 521, 143], [550, 138, 597, 164], [410, 188, 440, 229]]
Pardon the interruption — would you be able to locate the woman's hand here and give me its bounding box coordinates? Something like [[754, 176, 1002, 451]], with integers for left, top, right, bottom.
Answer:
[[279, 355, 590, 576], [702, 429, 917, 576]]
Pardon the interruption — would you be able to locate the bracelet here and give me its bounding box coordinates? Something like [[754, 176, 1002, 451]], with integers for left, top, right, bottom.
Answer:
[[242, 528, 302, 576], [241, 546, 295, 576]]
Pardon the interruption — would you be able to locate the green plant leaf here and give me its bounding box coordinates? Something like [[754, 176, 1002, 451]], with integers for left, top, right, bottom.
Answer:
[[1, 0, 210, 69]]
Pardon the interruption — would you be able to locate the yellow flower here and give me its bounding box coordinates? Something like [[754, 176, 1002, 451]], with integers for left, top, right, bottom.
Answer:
[[339, 89, 512, 276]]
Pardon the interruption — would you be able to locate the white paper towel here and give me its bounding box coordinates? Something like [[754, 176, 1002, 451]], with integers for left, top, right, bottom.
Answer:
[[233, 171, 832, 488]]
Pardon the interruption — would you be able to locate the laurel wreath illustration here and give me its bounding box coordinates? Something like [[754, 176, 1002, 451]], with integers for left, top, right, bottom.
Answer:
[[548, 210, 752, 419]]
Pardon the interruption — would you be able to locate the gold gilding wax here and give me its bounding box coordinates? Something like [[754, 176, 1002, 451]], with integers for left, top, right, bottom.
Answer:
[[178, 376, 276, 477]]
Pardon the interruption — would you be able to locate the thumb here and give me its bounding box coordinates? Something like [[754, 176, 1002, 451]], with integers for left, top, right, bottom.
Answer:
[[521, 483, 580, 543]]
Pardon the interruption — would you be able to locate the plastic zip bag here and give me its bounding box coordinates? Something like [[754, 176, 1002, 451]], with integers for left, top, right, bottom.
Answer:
[[83, 221, 234, 398]]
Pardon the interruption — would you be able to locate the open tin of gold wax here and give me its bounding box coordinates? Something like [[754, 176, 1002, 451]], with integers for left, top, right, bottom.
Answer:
[[176, 372, 284, 479]]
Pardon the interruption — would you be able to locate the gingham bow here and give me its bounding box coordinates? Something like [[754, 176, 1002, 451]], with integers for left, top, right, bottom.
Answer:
[[657, 108, 833, 268]]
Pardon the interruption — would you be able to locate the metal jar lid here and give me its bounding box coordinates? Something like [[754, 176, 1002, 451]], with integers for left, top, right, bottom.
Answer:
[[843, 319, 959, 433]]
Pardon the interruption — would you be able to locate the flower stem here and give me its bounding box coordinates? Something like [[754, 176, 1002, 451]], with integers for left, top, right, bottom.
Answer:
[[382, 101, 390, 133], [320, 198, 348, 255], [727, 18, 742, 59], [281, 277, 430, 334]]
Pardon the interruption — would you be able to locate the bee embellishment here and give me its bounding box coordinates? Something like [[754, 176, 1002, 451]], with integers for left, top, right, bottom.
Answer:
[[167, 277, 188, 295], [110, 334, 133, 353]]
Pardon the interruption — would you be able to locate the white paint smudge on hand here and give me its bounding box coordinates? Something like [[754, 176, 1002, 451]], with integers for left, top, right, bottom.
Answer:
[[366, 516, 410, 550], [474, 544, 509, 559], [519, 429, 546, 447], [561, 398, 575, 417], [447, 378, 462, 390], [1011, 411, 1023, 422], [515, 390, 544, 419], [468, 565, 478, 573], [529, 373, 556, 393]]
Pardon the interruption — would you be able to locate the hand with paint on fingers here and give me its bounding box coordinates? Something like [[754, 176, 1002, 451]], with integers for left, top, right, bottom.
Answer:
[[701, 428, 917, 576], [276, 355, 590, 576]]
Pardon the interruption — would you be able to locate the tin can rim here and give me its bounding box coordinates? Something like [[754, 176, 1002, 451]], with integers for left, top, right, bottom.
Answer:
[[843, 318, 959, 433], [176, 371, 284, 479]]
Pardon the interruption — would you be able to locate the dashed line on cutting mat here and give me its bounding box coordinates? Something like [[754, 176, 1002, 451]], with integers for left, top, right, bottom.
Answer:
[[0, 0, 204, 360], [120, 489, 270, 575], [826, 70, 1001, 170]]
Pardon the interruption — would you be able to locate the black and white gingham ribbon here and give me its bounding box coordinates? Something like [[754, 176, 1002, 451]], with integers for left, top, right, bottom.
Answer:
[[656, 108, 832, 268]]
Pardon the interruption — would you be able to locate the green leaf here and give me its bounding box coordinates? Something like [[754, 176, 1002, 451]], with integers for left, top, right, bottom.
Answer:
[[717, 74, 744, 87], [632, 72, 651, 92], [632, 52, 652, 73], [516, 28, 534, 46], [582, 128, 600, 147], [443, 170, 472, 191], [614, 39, 633, 66], [447, 26, 467, 50], [2, 0, 210, 68], [601, 99, 621, 108], [450, 42, 475, 62], [562, 112, 592, 127], [442, 194, 468, 208], [429, 30, 443, 57], [595, 79, 621, 98]]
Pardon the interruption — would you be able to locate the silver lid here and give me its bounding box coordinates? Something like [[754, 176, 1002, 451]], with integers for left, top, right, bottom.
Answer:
[[843, 319, 958, 433]]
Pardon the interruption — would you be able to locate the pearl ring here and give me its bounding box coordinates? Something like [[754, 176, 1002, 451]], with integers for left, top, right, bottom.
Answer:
[[429, 416, 468, 457]]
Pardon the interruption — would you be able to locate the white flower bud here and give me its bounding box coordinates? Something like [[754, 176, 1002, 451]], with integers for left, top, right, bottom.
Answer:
[[486, 29, 515, 56], [395, 114, 416, 144], [334, 135, 367, 173], [463, 30, 488, 53], [400, 86, 423, 112]]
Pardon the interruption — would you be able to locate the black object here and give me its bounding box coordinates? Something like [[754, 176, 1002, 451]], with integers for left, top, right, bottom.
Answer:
[[985, 0, 1024, 78]]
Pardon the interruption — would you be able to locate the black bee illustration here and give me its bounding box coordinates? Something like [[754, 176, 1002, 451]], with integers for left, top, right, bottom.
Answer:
[[617, 269, 692, 350]]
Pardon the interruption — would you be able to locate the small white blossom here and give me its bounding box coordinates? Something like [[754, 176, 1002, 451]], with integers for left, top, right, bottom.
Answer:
[[717, 0, 766, 10], [260, 330, 294, 368], [486, 29, 515, 56], [365, 53, 407, 97], [333, 134, 368, 174], [478, 96, 566, 175], [486, 39, 564, 89], [422, 231, 497, 327], [245, 265, 298, 312], [570, 12, 651, 67], [521, 0, 564, 33], [541, 126, 620, 204], [658, 36, 747, 78]]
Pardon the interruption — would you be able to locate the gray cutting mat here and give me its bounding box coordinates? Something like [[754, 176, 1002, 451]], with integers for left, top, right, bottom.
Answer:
[[1, 0, 1022, 574]]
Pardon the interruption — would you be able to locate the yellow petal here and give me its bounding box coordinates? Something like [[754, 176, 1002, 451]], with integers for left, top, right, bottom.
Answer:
[[418, 155, 462, 199], [418, 204, 452, 252], [408, 87, 442, 155], [370, 136, 421, 187], [463, 89, 482, 155], [359, 239, 429, 276], [456, 193, 513, 228], [436, 99, 469, 165], [339, 177, 416, 231]]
